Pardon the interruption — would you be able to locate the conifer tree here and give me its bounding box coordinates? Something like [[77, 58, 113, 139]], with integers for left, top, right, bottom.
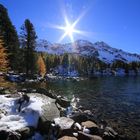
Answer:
[[0, 4, 19, 70], [20, 19, 37, 75]]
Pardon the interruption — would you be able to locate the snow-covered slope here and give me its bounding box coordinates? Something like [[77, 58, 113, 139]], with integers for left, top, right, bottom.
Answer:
[[94, 41, 140, 63], [37, 39, 98, 56], [37, 39, 140, 63]]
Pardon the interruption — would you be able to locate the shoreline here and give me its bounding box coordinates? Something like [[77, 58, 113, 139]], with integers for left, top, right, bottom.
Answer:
[[0, 87, 138, 140]]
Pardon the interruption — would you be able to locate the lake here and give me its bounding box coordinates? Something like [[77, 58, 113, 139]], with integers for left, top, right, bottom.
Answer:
[[19, 76, 140, 139]]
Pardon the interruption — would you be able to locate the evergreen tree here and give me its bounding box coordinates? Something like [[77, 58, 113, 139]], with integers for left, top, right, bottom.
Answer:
[[20, 19, 37, 75], [62, 53, 69, 68], [37, 55, 46, 77], [0, 38, 9, 72], [0, 4, 19, 70]]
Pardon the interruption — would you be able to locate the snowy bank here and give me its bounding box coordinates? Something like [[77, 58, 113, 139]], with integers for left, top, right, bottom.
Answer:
[[0, 88, 129, 140], [0, 94, 44, 131]]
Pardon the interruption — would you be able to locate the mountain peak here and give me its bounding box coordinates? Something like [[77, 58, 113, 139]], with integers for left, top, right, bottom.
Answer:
[[37, 39, 140, 63]]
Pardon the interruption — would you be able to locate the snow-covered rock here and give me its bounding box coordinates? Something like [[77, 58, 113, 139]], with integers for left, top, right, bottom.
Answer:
[[0, 93, 60, 132], [0, 94, 43, 131], [54, 117, 74, 130]]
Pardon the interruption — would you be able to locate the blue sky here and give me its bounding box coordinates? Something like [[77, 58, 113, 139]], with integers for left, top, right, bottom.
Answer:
[[0, 0, 140, 53]]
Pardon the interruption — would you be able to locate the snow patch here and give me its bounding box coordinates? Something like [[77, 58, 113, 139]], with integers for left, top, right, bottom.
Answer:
[[0, 95, 44, 131]]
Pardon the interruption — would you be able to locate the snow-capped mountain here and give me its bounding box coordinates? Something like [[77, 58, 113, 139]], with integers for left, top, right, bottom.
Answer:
[[36, 39, 98, 56], [37, 39, 140, 63], [94, 41, 140, 63]]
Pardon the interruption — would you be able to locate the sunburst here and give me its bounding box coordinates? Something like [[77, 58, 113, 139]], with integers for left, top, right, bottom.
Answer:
[[47, 7, 92, 43]]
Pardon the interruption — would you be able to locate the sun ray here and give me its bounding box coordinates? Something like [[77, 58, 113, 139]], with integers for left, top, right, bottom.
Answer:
[[58, 31, 68, 42], [47, 7, 93, 43]]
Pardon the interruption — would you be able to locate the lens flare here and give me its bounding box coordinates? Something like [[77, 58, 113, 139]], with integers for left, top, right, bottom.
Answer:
[[47, 6, 92, 43]]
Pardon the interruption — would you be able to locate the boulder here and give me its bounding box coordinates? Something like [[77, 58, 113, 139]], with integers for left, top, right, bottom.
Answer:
[[36, 88, 55, 98], [16, 126, 34, 139], [78, 131, 103, 140], [81, 121, 99, 129], [0, 130, 21, 140], [58, 136, 78, 140], [54, 117, 74, 130], [103, 126, 118, 139], [56, 97, 71, 108], [36, 93, 60, 134], [71, 113, 88, 123], [58, 128, 77, 138], [81, 121, 99, 135]]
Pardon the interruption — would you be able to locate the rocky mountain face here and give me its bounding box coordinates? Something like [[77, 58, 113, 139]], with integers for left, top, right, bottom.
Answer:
[[37, 39, 140, 64]]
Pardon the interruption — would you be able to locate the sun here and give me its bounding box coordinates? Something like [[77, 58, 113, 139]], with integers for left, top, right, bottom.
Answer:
[[58, 18, 77, 42], [64, 23, 74, 37], [48, 10, 90, 43]]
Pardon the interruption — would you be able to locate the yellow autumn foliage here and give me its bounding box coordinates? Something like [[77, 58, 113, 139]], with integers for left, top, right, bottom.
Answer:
[[37, 55, 46, 77], [0, 38, 9, 72]]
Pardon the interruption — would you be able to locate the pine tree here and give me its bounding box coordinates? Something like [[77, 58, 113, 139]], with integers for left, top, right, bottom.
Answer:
[[62, 53, 69, 68], [37, 55, 46, 77], [20, 19, 37, 75], [0, 4, 19, 70], [0, 38, 9, 72]]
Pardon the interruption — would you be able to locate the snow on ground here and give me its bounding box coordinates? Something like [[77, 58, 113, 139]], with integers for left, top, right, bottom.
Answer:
[[0, 94, 44, 131]]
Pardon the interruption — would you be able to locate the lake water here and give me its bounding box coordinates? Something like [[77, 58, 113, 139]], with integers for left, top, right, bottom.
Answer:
[[19, 76, 140, 139]]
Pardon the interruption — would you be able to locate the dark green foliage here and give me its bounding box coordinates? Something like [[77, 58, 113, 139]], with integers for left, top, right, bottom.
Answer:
[[42, 51, 140, 76], [20, 19, 37, 75], [42, 53, 108, 75], [0, 4, 20, 70], [62, 53, 69, 68]]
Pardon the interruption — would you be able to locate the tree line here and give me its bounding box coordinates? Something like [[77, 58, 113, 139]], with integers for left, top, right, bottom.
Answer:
[[0, 4, 46, 77], [43, 53, 140, 75]]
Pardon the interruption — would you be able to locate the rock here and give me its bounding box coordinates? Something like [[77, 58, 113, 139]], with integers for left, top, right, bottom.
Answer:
[[58, 136, 78, 140], [73, 132, 78, 137], [71, 113, 88, 123], [82, 127, 90, 134], [81, 121, 100, 135], [2, 89, 11, 94], [56, 97, 71, 108], [0, 109, 7, 118], [58, 128, 77, 138], [36, 93, 60, 134], [0, 130, 21, 140], [38, 120, 51, 135], [103, 126, 118, 139], [41, 101, 60, 121], [78, 131, 103, 140], [81, 121, 99, 129], [16, 126, 34, 139], [6, 74, 25, 82], [0, 130, 9, 140], [73, 122, 82, 130], [105, 126, 118, 136], [54, 117, 74, 130], [83, 110, 93, 115], [36, 88, 56, 99]]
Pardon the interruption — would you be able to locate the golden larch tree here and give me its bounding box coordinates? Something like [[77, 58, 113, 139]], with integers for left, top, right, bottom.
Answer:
[[37, 55, 46, 77], [0, 38, 9, 72]]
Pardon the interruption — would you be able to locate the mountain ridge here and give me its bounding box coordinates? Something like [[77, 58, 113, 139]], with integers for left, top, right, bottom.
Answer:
[[37, 39, 140, 64]]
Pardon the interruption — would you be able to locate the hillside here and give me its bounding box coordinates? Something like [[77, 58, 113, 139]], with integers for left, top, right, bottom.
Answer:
[[37, 39, 140, 64]]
